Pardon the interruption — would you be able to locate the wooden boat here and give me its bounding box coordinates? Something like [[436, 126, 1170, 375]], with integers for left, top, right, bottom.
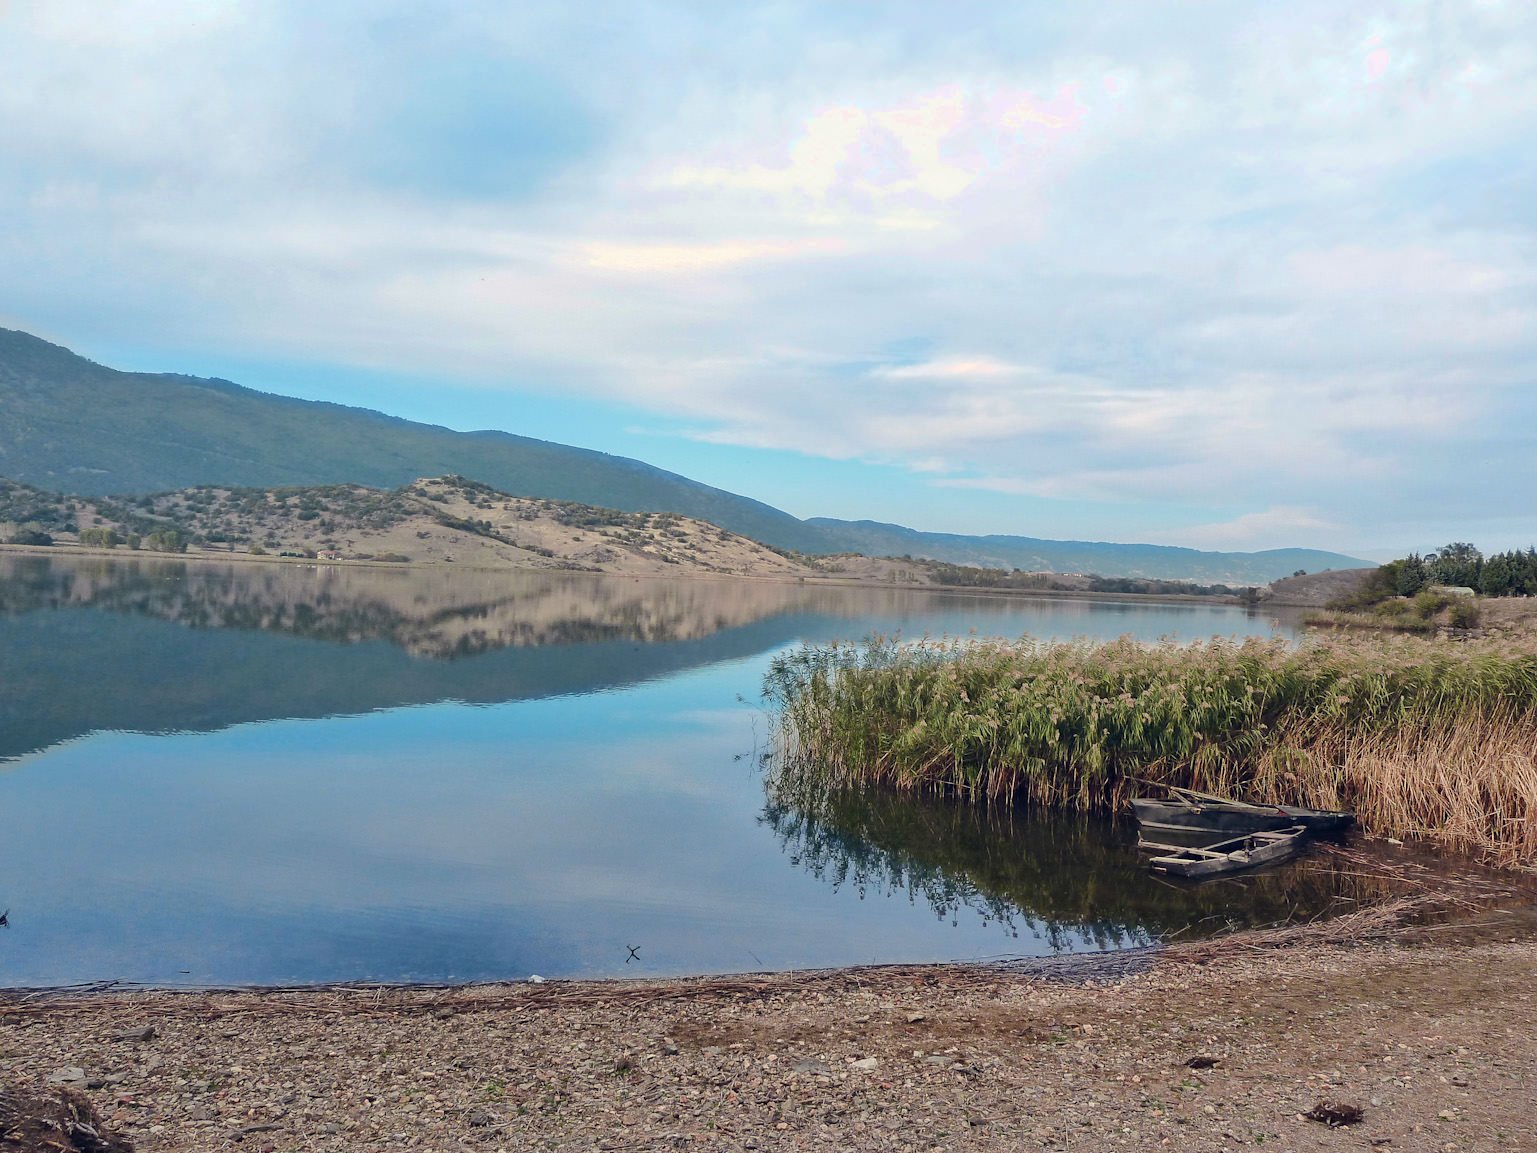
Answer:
[[1130, 789, 1354, 837], [1140, 825, 1310, 879]]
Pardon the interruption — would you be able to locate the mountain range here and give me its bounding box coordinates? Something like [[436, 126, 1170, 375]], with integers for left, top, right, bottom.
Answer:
[[0, 326, 1370, 583]]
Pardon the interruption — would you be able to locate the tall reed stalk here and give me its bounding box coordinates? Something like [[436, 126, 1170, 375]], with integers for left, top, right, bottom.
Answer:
[[764, 634, 1537, 868]]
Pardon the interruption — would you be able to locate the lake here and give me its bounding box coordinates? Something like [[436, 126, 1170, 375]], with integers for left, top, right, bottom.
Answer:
[[0, 554, 1339, 988]]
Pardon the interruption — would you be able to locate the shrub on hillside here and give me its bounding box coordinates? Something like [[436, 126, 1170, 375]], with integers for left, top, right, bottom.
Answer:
[[1413, 589, 1451, 620], [1449, 600, 1482, 630]]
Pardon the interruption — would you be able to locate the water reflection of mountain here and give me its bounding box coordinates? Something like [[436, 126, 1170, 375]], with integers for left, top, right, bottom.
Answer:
[[0, 554, 1278, 764], [760, 779, 1392, 950], [0, 555, 1272, 658], [0, 555, 849, 657], [0, 556, 835, 761]]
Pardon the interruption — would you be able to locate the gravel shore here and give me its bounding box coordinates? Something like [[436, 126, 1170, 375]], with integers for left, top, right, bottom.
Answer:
[[4, 905, 1535, 1153]]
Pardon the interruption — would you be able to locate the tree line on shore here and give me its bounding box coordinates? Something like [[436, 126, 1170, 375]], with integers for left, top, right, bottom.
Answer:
[[1372, 542, 1537, 599], [921, 561, 1256, 599]]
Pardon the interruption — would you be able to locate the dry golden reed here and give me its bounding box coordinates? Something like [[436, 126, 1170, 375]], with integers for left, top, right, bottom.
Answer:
[[764, 634, 1537, 868]]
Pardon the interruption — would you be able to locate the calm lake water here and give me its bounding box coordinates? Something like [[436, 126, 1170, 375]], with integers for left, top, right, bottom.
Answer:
[[0, 554, 1337, 988]]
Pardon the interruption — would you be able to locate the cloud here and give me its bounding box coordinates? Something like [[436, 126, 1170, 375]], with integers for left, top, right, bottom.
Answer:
[[1174, 507, 1340, 551], [1, 1, 1536, 552], [581, 238, 842, 274], [870, 356, 1025, 381], [666, 82, 1085, 212]]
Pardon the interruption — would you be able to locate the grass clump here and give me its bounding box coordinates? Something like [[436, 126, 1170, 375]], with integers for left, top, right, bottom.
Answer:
[[1302, 608, 1437, 634], [765, 634, 1537, 868]]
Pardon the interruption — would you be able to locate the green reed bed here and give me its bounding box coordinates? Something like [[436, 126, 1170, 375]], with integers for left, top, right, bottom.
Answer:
[[764, 634, 1537, 868]]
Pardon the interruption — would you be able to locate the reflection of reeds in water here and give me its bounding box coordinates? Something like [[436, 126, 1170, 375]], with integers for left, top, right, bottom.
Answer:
[[764, 634, 1537, 868], [760, 772, 1402, 951]]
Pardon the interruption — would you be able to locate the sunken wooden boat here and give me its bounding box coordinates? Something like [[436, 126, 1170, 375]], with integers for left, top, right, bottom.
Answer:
[[1131, 791, 1354, 837], [1140, 825, 1311, 879]]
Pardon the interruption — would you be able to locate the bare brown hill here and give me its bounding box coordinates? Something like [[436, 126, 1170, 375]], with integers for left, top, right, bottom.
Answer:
[[1261, 567, 1376, 607], [3, 475, 816, 580]]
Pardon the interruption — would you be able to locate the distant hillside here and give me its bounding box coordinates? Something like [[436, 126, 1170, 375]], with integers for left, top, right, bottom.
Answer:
[[1261, 569, 1377, 608], [0, 327, 826, 552], [0, 327, 1372, 583], [0, 474, 813, 579], [805, 518, 1369, 586]]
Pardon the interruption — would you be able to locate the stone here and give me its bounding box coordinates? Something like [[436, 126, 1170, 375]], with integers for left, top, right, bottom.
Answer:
[[236, 1122, 283, 1136], [1306, 1099, 1365, 1127]]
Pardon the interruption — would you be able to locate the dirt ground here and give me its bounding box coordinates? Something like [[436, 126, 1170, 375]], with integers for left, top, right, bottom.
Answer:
[[3, 904, 1535, 1153]]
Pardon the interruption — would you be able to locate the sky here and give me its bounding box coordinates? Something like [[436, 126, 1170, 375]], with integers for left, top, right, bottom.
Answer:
[[2, 1, 1534, 559]]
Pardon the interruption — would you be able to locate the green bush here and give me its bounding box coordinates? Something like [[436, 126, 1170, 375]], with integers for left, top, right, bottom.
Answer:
[[79, 527, 121, 548], [1413, 590, 1451, 620], [1448, 600, 1482, 629]]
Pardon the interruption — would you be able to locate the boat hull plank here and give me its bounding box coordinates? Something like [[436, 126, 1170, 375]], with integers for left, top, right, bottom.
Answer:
[[1131, 798, 1353, 836], [1142, 825, 1311, 879]]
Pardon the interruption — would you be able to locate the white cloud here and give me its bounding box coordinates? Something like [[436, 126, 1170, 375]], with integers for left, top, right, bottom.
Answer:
[[664, 79, 1086, 223], [670, 106, 872, 199], [581, 238, 842, 274], [1174, 507, 1340, 550], [871, 356, 1025, 381]]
